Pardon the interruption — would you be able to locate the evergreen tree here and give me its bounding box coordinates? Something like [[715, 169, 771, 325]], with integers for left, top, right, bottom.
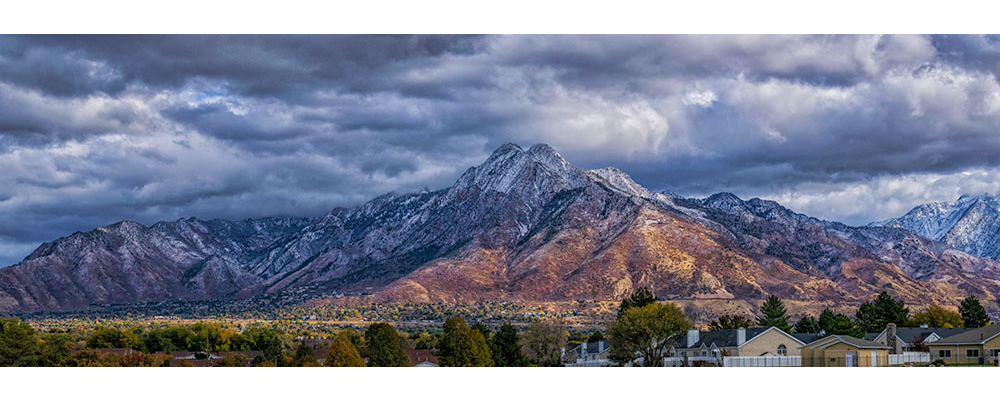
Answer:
[[587, 331, 605, 343], [815, 308, 863, 337], [437, 317, 493, 367], [364, 323, 409, 367], [617, 287, 657, 318], [756, 296, 791, 331], [958, 296, 991, 328], [0, 317, 40, 367], [325, 331, 365, 367], [292, 343, 319, 366], [490, 323, 525, 367], [792, 316, 821, 333], [709, 314, 754, 330], [855, 291, 909, 333]]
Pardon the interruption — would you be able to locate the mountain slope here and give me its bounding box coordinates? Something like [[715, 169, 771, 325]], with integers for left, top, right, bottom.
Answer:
[[872, 195, 1000, 260], [3, 143, 1000, 314], [0, 217, 311, 310]]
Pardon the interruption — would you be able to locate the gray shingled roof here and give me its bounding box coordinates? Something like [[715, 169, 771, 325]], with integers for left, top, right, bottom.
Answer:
[[677, 327, 796, 349], [793, 333, 821, 344], [565, 339, 610, 356], [931, 324, 1000, 345], [829, 335, 891, 349], [895, 327, 973, 344]]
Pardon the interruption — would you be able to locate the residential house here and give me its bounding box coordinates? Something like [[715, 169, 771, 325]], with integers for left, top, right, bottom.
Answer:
[[927, 324, 1000, 365], [800, 335, 890, 367], [564, 339, 611, 366], [864, 323, 972, 353], [670, 327, 807, 362]]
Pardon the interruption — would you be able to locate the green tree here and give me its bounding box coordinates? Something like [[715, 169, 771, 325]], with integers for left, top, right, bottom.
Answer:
[[618, 287, 657, 318], [292, 343, 320, 367], [364, 323, 409, 367], [38, 332, 73, 367], [190, 323, 232, 353], [438, 317, 493, 367], [520, 319, 568, 367], [607, 302, 691, 367], [0, 317, 40, 366], [817, 309, 864, 338], [490, 323, 525, 367], [958, 296, 991, 328], [911, 305, 964, 328], [242, 327, 290, 363], [587, 331, 605, 343], [709, 314, 754, 330], [325, 331, 365, 367], [214, 353, 247, 367], [792, 316, 821, 333], [855, 291, 909, 333], [756, 295, 791, 331]]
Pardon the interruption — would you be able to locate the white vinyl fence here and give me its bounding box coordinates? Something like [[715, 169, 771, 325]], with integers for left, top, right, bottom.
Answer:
[[888, 352, 930, 365], [723, 356, 801, 367]]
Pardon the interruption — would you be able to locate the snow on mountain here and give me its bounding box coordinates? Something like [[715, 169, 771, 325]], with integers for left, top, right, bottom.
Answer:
[[3, 143, 1000, 313], [872, 194, 1000, 260]]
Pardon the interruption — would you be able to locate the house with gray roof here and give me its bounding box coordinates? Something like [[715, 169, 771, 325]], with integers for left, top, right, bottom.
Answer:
[[669, 326, 807, 363], [865, 324, 973, 353], [927, 324, 1000, 365]]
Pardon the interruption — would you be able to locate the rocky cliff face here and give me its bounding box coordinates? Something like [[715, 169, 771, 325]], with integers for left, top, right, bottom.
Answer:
[[3, 143, 1000, 312], [872, 194, 1000, 260], [0, 217, 310, 310]]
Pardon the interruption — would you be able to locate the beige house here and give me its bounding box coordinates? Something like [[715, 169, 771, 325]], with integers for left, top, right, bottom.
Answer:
[[670, 327, 808, 360], [865, 324, 972, 353], [800, 335, 890, 367], [927, 324, 1000, 365]]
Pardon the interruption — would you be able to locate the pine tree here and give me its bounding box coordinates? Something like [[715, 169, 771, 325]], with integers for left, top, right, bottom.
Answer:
[[816, 308, 864, 337], [617, 287, 657, 318], [792, 316, 821, 333], [958, 296, 991, 328], [490, 323, 525, 367], [756, 296, 791, 331], [855, 291, 909, 333]]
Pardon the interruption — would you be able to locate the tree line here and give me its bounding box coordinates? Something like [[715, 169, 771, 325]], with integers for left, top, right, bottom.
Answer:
[[707, 292, 992, 335]]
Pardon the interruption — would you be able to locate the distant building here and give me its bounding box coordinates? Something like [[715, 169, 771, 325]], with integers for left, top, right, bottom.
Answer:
[[402, 346, 439, 367], [564, 339, 610, 366]]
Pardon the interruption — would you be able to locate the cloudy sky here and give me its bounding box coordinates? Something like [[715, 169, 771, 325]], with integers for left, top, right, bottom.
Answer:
[[2, 34, 1000, 266]]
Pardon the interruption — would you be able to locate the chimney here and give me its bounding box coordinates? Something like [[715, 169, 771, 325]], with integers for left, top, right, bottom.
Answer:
[[737, 328, 746, 346], [687, 329, 700, 348], [886, 323, 899, 354]]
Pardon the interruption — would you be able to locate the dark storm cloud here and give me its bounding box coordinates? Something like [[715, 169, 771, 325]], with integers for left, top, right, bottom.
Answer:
[[3, 34, 1000, 267]]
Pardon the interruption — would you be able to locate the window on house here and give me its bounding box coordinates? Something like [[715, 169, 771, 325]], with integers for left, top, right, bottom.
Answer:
[[938, 350, 951, 358], [701, 350, 707, 357], [967, 349, 980, 358], [777, 344, 787, 356], [681, 351, 687, 357], [990, 349, 1000, 358]]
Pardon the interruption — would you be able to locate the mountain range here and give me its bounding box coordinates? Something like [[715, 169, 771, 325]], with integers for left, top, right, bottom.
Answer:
[[2, 143, 999, 314]]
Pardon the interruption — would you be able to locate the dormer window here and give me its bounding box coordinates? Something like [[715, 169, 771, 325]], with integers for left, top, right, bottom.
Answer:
[[777, 344, 787, 356]]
